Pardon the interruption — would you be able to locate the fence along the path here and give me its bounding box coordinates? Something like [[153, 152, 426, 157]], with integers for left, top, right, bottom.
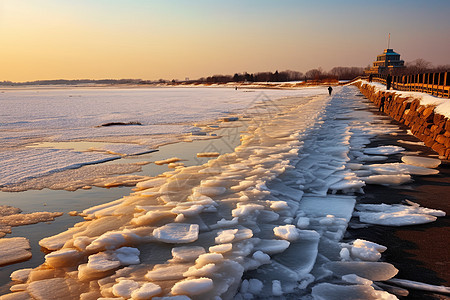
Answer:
[[370, 72, 450, 98]]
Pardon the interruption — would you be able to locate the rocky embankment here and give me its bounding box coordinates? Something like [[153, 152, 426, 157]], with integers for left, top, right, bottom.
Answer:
[[355, 81, 450, 159]]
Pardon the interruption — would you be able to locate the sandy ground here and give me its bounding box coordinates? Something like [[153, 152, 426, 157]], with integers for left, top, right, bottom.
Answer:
[[347, 96, 450, 299]]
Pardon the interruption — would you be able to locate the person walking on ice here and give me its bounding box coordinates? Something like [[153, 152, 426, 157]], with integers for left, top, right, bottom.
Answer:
[[328, 86, 333, 95]]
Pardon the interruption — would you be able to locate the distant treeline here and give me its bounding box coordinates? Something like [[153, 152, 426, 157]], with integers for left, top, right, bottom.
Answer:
[[196, 67, 365, 84], [400, 59, 450, 75], [0, 67, 365, 86]]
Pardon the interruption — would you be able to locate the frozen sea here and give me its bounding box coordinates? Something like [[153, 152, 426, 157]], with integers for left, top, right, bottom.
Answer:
[[0, 85, 448, 299], [0, 87, 318, 189]]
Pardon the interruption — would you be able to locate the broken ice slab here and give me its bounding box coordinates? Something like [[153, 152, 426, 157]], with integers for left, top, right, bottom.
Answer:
[[312, 282, 397, 300], [355, 203, 445, 226], [401, 155, 441, 168], [324, 261, 398, 281], [0, 237, 32, 266], [153, 223, 199, 244], [299, 195, 356, 223], [363, 145, 405, 155]]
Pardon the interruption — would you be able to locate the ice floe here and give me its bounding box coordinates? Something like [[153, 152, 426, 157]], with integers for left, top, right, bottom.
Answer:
[[401, 155, 441, 168], [0, 237, 32, 266], [355, 201, 446, 226]]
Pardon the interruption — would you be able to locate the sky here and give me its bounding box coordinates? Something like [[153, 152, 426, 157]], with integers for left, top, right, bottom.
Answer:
[[1, 0, 449, 82]]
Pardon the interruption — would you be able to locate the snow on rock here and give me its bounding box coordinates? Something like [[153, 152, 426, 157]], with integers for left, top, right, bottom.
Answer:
[[153, 223, 199, 244], [401, 155, 441, 168], [355, 202, 445, 226], [0, 237, 32, 266]]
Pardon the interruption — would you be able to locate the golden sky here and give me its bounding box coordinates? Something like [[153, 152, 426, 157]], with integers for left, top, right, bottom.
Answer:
[[1, 0, 449, 82]]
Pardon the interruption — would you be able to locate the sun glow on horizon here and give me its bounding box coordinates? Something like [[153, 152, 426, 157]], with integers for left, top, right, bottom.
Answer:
[[1, 0, 449, 82]]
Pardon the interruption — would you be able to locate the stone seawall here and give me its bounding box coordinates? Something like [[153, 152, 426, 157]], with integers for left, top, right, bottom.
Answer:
[[354, 81, 450, 159]]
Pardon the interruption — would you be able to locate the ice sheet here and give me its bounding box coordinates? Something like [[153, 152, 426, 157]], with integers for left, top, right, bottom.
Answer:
[[3, 85, 448, 299]]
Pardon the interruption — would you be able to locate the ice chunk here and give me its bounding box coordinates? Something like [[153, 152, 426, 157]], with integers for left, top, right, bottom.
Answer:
[[0, 211, 63, 227], [272, 280, 283, 296], [153, 223, 199, 244], [171, 278, 214, 296], [296, 217, 310, 229], [146, 264, 191, 281], [299, 195, 356, 222], [269, 201, 289, 211], [342, 274, 373, 285], [197, 152, 220, 157], [131, 283, 162, 299], [112, 279, 140, 298], [387, 278, 450, 294], [171, 246, 206, 262], [232, 204, 265, 218], [253, 239, 290, 255], [324, 261, 398, 281], [273, 230, 319, 278], [209, 243, 233, 254], [368, 163, 439, 176], [10, 268, 32, 283], [215, 228, 253, 244], [273, 225, 300, 241], [356, 203, 445, 226], [27, 277, 81, 300], [192, 186, 226, 197], [312, 283, 397, 300], [154, 157, 181, 165], [0, 237, 32, 266], [45, 248, 81, 268], [135, 177, 167, 190], [344, 239, 387, 262], [401, 156, 441, 168], [0, 205, 22, 216], [364, 145, 405, 155], [195, 253, 224, 267], [362, 174, 412, 186]]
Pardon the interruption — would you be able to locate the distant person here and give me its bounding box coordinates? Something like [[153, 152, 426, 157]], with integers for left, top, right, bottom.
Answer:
[[368, 74, 373, 82], [328, 86, 333, 95], [386, 74, 392, 90], [380, 95, 386, 112]]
